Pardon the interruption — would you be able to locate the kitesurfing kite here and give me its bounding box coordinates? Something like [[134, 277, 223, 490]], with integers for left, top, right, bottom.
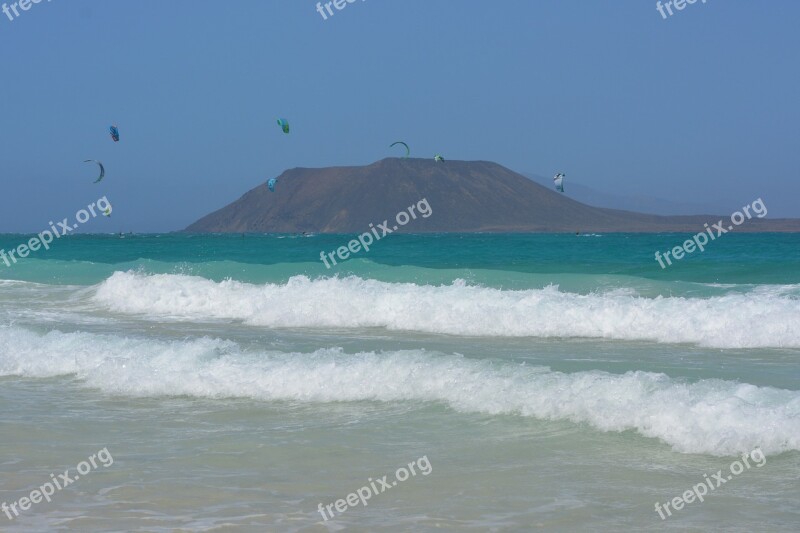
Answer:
[[103, 204, 112, 217], [553, 173, 565, 193], [390, 141, 410, 158], [268, 178, 278, 192], [277, 118, 290, 134], [84, 160, 105, 183], [109, 125, 120, 143], [434, 154, 445, 162]]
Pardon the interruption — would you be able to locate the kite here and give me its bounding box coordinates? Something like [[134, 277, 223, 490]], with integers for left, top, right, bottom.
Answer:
[[84, 160, 105, 183], [553, 173, 565, 193], [390, 141, 410, 158]]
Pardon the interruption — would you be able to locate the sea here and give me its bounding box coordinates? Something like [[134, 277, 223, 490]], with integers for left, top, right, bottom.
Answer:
[[0, 233, 798, 532]]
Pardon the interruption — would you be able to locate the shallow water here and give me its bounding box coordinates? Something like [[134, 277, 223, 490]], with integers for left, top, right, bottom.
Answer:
[[1, 233, 798, 531]]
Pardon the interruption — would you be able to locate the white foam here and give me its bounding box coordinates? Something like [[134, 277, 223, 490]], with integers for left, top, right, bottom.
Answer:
[[93, 272, 800, 348], [1, 326, 798, 457]]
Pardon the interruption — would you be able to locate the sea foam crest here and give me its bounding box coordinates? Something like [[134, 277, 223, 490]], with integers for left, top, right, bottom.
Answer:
[[93, 272, 800, 348], [1, 326, 798, 456]]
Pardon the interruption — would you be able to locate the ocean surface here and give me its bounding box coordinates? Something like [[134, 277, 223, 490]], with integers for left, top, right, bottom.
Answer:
[[0, 233, 798, 532]]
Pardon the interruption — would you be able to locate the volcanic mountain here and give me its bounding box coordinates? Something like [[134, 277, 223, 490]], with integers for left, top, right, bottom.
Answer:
[[185, 158, 800, 233]]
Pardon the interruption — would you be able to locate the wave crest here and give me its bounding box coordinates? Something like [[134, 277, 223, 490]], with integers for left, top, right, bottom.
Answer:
[[1, 326, 798, 456], [92, 272, 800, 348]]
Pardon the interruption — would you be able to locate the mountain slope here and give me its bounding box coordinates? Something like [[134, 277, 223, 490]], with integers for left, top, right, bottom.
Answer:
[[185, 159, 800, 233]]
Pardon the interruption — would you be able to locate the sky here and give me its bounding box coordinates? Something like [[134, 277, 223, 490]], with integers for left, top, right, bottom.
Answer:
[[1, 0, 798, 233]]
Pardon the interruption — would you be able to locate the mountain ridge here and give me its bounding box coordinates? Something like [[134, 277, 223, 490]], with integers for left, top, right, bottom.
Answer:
[[185, 159, 800, 233]]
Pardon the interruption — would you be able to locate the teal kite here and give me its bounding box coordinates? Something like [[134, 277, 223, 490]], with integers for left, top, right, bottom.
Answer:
[[84, 160, 105, 183], [277, 118, 290, 134], [391, 141, 410, 158]]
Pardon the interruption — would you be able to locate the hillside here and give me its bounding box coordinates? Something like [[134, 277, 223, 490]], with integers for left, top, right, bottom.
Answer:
[[185, 159, 800, 233]]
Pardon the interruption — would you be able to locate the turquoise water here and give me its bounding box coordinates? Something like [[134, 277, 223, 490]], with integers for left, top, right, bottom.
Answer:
[[2, 232, 800, 286], [1, 233, 798, 531]]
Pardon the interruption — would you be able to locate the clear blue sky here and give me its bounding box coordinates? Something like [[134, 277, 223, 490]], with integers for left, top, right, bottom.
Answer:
[[1, 0, 798, 232]]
